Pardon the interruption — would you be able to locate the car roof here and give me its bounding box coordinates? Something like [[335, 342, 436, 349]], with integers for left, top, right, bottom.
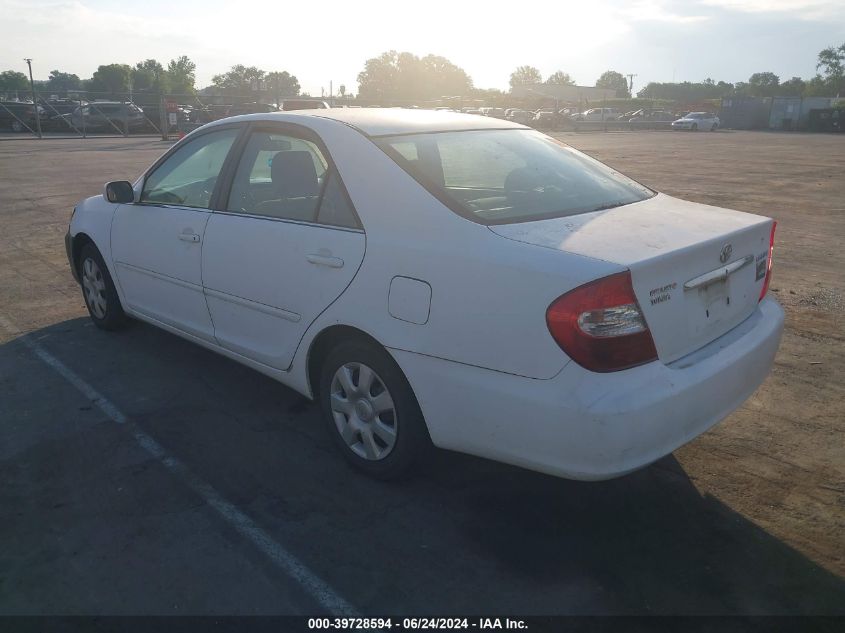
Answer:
[[213, 107, 527, 137]]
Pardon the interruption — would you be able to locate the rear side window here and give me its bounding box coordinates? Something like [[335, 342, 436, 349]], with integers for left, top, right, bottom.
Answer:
[[141, 127, 239, 208], [226, 130, 360, 228], [317, 172, 359, 229], [376, 129, 653, 225]]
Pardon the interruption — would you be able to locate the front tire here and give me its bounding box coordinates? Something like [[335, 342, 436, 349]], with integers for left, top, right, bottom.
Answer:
[[10, 120, 24, 133], [78, 243, 127, 330], [319, 340, 429, 480]]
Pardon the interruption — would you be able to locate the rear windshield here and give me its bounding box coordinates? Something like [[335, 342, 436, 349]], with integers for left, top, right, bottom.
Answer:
[[375, 129, 653, 225]]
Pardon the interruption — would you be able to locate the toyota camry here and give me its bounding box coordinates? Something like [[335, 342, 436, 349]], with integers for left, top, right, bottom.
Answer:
[[65, 109, 783, 480]]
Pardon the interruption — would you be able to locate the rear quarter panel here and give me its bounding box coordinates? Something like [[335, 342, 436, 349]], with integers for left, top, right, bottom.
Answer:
[[290, 118, 624, 382]]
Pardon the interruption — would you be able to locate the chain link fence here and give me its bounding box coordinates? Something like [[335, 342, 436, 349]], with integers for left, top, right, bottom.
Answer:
[[0, 90, 338, 139], [1, 88, 695, 139]]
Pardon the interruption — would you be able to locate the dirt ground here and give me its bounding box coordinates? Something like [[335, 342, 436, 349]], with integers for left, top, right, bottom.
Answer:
[[0, 130, 842, 615]]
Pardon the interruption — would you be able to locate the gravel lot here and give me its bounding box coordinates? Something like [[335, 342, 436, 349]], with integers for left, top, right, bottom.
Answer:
[[0, 131, 843, 615]]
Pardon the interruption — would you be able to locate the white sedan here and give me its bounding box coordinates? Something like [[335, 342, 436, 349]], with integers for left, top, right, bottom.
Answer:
[[672, 112, 720, 131], [66, 109, 783, 480]]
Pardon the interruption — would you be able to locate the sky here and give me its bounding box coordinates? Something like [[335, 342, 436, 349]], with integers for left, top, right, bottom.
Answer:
[[1, 0, 843, 96]]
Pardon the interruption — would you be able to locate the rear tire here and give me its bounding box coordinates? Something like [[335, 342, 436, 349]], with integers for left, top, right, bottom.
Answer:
[[78, 243, 127, 331], [10, 120, 24, 133], [319, 339, 430, 480]]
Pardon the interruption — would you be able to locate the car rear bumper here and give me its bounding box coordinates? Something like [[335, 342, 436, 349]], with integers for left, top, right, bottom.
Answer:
[[391, 297, 784, 480]]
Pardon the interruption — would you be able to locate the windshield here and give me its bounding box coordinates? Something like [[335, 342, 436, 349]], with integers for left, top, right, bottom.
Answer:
[[375, 129, 654, 225]]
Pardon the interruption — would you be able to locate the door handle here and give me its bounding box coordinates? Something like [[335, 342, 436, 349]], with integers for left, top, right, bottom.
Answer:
[[178, 232, 200, 243], [306, 254, 344, 268]]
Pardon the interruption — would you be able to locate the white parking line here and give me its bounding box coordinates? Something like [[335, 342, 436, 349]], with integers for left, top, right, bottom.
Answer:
[[0, 314, 359, 616]]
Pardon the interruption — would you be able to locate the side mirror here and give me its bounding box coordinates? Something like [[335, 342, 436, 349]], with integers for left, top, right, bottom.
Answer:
[[103, 181, 135, 204]]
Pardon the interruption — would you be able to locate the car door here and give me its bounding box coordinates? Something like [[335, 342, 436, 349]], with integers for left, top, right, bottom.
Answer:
[[111, 125, 242, 341], [201, 124, 365, 370]]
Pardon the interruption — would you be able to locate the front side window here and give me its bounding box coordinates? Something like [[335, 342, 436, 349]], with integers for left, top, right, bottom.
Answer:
[[376, 129, 653, 225], [141, 127, 240, 208]]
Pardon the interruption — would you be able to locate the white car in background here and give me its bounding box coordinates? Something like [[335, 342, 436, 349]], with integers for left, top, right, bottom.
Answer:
[[672, 112, 720, 131], [66, 109, 783, 481], [573, 107, 619, 122], [507, 109, 535, 124]]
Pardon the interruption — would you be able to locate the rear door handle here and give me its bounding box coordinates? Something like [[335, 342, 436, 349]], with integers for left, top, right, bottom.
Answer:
[[306, 254, 344, 268], [178, 232, 200, 243]]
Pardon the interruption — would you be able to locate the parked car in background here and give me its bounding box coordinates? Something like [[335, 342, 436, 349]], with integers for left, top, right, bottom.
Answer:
[[65, 108, 783, 481], [59, 102, 146, 131], [628, 109, 675, 123], [672, 112, 720, 131], [572, 107, 619, 122], [228, 102, 279, 116], [0, 100, 46, 132], [533, 111, 558, 127], [479, 107, 506, 118], [281, 99, 330, 111], [41, 98, 86, 117], [507, 109, 535, 124]]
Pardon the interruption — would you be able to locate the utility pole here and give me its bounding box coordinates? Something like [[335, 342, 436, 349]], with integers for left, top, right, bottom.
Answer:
[[626, 73, 638, 96], [24, 58, 42, 138]]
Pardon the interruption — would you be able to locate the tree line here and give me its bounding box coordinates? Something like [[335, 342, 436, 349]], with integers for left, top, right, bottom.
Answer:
[[0, 56, 304, 101], [1, 42, 842, 103], [0, 56, 198, 97]]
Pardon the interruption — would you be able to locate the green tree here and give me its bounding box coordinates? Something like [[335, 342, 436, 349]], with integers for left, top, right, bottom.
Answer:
[[595, 70, 630, 97], [211, 64, 265, 94], [421, 54, 473, 96], [779, 76, 806, 97], [45, 70, 81, 93], [357, 51, 400, 100], [816, 42, 845, 95], [166, 55, 196, 95], [746, 71, 780, 97], [265, 70, 300, 102], [471, 87, 507, 105], [637, 80, 734, 101], [357, 51, 472, 101], [546, 70, 575, 85], [87, 63, 132, 97], [0, 70, 29, 93], [509, 65, 542, 89], [132, 59, 166, 93], [804, 75, 831, 97]]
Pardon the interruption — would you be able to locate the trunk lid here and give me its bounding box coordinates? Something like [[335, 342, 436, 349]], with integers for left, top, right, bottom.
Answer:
[[489, 193, 774, 363]]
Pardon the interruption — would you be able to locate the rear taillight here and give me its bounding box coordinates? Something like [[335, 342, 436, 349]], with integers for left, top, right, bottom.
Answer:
[[759, 221, 777, 301], [546, 271, 658, 373]]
